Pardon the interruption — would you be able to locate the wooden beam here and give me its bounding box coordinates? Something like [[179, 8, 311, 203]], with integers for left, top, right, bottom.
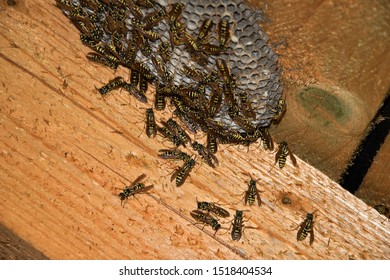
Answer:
[[356, 133, 390, 207], [0, 0, 389, 260], [0, 223, 48, 260], [249, 0, 390, 181]]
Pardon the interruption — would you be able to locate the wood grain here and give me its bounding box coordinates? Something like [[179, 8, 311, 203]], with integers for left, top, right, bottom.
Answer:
[[0, 0, 389, 260], [357, 133, 390, 207], [249, 0, 390, 181]]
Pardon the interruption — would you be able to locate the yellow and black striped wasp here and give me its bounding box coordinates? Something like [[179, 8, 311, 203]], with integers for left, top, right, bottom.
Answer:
[[158, 149, 191, 162], [171, 158, 196, 187], [145, 108, 157, 138], [206, 133, 218, 154], [197, 18, 213, 43], [86, 52, 119, 70], [231, 210, 244, 241], [165, 118, 191, 145], [243, 177, 263, 207], [258, 127, 274, 151], [118, 174, 153, 207], [230, 209, 257, 241], [217, 18, 231, 50], [296, 211, 317, 245], [191, 141, 219, 168], [274, 141, 297, 169], [270, 99, 286, 124], [173, 109, 200, 134], [190, 210, 221, 235], [144, 6, 167, 30], [154, 84, 167, 111], [196, 199, 230, 218], [97, 76, 124, 96]]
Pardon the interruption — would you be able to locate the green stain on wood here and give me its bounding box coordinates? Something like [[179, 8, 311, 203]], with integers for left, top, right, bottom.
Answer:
[[297, 87, 350, 127]]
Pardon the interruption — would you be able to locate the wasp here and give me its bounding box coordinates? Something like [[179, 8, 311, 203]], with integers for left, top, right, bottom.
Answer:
[[145, 108, 156, 138], [165, 118, 191, 144], [104, 12, 121, 34], [157, 41, 172, 62], [270, 99, 286, 124], [139, 74, 149, 94], [232, 114, 256, 132], [231, 210, 244, 241], [206, 133, 218, 154], [181, 65, 203, 82], [138, 28, 160, 41], [122, 83, 147, 103], [80, 32, 100, 47], [275, 141, 297, 169], [130, 70, 140, 87], [124, 42, 138, 66], [134, 0, 156, 8], [168, 20, 185, 48], [97, 77, 124, 96], [131, 28, 152, 57], [72, 19, 96, 36], [238, 91, 256, 119], [56, 0, 77, 11], [217, 18, 231, 50], [202, 69, 219, 84], [216, 59, 235, 89], [118, 174, 153, 207], [167, 2, 185, 22], [208, 85, 223, 117], [171, 96, 190, 114], [200, 43, 222, 55], [151, 55, 173, 84], [132, 62, 154, 80], [190, 210, 221, 234], [182, 31, 201, 53], [197, 19, 213, 43], [171, 158, 196, 187], [258, 127, 274, 151], [154, 84, 167, 111], [86, 52, 119, 70], [173, 109, 199, 133], [158, 149, 191, 162], [79, 0, 104, 11], [125, 0, 144, 20], [178, 86, 201, 106], [144, 8, 167, 30], [197, 200, 230, 218], [243, 177, 262, 207], [157, 126, 184, 147], [191, 141, 219, 168], [296, 212, 316, 245]]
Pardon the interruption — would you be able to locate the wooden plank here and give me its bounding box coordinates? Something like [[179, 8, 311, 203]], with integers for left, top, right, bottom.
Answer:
[[0, 0, 389, 260], [248, 0, 390, 181], [0, 223, 48, 260], [356, 133, 390, 207]]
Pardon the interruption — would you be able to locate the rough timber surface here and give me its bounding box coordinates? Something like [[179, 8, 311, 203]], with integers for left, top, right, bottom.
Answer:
[[0, 223, 48, 260], [0, 1, 389, 260], [356, 133, 390, 208], [250, 0, 390, 181]]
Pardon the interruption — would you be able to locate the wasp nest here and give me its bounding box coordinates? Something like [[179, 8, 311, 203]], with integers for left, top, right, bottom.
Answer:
[[56, 0, 283, 144]]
